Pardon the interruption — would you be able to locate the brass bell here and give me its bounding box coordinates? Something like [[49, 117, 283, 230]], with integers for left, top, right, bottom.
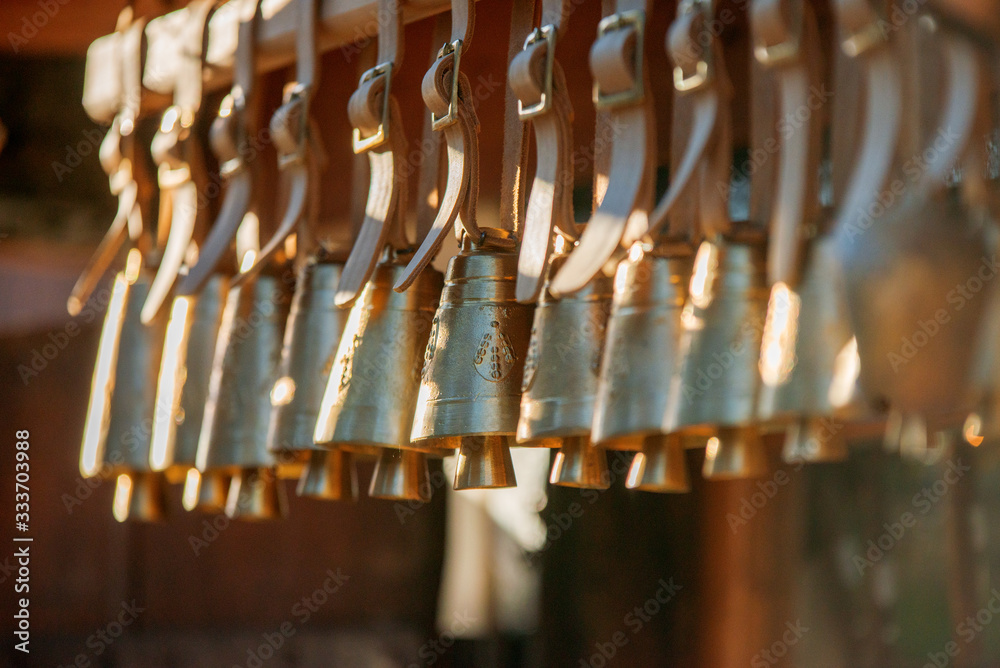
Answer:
[[315, 258, 443, 452], [195, 274, 292, 499], [453, 435, 518, 490], [150, 274, 229, 483], [702, 427, 767, 479], [225, 467, 288, 520], [112, 471, 167, 523], [369, 448, 432, 501], [267, 261, 349, 473], [757, 238, 855, 463], [297, 449, 358, 501], [517, 244, 624, 446], [593, 245, 692, 447], [626, 434, 690, 493], [79, 251, 169, 521], [665, 240, 770, 471], [409, 231, 534, 489], [549, 436, 610, 490], [181, 468, 229, 513]]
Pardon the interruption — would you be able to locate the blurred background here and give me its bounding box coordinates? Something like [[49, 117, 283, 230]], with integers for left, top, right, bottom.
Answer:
[[3, 0, 1000, 666]]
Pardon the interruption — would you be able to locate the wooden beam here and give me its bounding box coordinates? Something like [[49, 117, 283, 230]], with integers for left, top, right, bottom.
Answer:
[[82, 0, 464, 123]]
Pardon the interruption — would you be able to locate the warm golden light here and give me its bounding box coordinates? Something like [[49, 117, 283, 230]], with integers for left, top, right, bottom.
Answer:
[[150, 296, 193, 472], [182, 468, 202, 511], [112, 473, 133, 523], [270, 376, 296, 406], [124, 248, 143, 284], [705, 436, 720, 460], [314, 294, 369, 444], [828, 336, 861, 408], [239, 249, 257, 273], [689, 241, 719, 309], [759, 282, 801, 387], [964, 413, 984, 447], [80, 272, 130, 478]]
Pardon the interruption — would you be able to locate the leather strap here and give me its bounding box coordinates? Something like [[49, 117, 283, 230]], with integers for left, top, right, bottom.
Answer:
[[67, 10, 147, 316], [413, 15, 451, 243], [832, 0, 901, 244], [638, 0, 732, 249], [141, 1, 217, 322], [336, 0, 409, 306], [234, 0, 324, 287], [549, 0, 654, 297], [176, 0, 263, 296], [510, 0, 578, 303], [752, 0, 823, 286], [393, 0, 480, 292]]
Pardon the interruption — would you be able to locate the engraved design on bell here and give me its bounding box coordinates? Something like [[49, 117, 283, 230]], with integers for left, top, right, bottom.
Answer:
[[521, 326, 540, 392], [420, 315, 440, 382], [474, 320, 516, 382], [338, 333, 362, 393]]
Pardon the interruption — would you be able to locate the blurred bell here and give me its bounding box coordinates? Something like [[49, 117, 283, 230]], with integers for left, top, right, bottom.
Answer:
[[702, 427, 767, 479], [782, 416, 848, 463], [150, 275, 229, 483], [196, 274, 291, 482], [181, 468, 229, 512], [666, 240, 769, 440], [594, 244, 692, 447], [454, 435, 517, 490], [297, 449, 358, 501], [625, 434, 690, 492], [113, 471, 167, 523], [225, 467, 288, 519], [757, 238, 854, 463], [369, 448, 431, 501], [267, 261, 349, 472], [410, 230, 533, 489], [79, 250, 170, 521], [518, 243, 631, 449], [549, 436, 610, 489], [315, 258, 443, 452]]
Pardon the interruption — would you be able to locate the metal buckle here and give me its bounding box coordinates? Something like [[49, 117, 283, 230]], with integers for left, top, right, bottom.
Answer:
[[431, 40, 463, 130], [672, 0, 714, 92], [517, 25, 556, 120], [753, 0, 803, 66], [352, 63, 393, 153], [593, 10, 645, 109], [276, 84, 311, 168], [841, 19, 888, 57]]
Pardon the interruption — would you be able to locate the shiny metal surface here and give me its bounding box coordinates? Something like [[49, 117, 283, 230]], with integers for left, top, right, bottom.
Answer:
[[701, 426, 767, 480], [548, 436, 610, 489], [268, 262, 349, 461], [626, 434, 690, 492], [593, 250, 691, 444], [368, 448, 432, 501], [453, 435, 518, 490], [297, 449, 358, 501], [225, 467, 288, 519], [315, 260, 443, 450], [197, 274, 292, 473]]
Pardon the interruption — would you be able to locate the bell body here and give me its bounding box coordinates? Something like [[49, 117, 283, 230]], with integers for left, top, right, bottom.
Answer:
[[594, 250, 692, 444], [196, 274, 291, 473], [268, 262, 348, 466], [666, 240, 769, 433], [757, 239, 853, 422], [314, 261, 443, 450], [80, 265, 168, 479], [836, 194, 991, 417], [518, 257, 614, 444], [369, 448, 432, 500], [410, 242, 534, 446], [150, 274, 228, 482], [297, 449, 358, 500]]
